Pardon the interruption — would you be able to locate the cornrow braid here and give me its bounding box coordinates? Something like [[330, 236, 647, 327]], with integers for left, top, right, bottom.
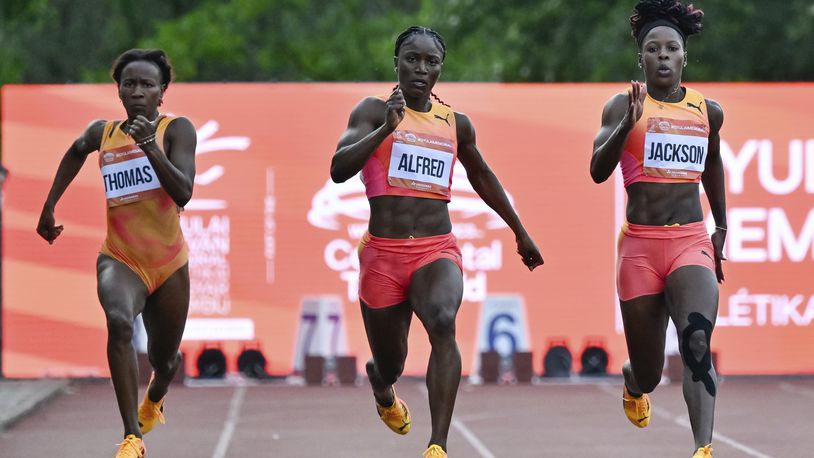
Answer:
[[431, 92, 450, 108], [394, 26, 446, 61], [390, 84, 451, 108]]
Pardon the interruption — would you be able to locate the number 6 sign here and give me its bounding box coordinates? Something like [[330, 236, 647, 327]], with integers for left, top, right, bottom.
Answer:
[[470, 295, 531, 382]]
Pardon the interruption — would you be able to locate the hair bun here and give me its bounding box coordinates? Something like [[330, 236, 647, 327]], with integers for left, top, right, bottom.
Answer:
[[630, 0, 704, 41]]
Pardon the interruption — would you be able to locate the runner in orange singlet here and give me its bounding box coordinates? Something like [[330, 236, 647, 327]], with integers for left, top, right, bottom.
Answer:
[[590, 2, 726, 457], [331, 27, 543, 458], [37, 49, 196, 458]]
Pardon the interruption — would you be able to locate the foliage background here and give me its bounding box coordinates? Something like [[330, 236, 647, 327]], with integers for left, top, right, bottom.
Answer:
[[2, 0, 813, 85]]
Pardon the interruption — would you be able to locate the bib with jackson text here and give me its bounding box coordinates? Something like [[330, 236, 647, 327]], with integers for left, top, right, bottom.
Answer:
[[643, 117, 709, 180], [387, 129, 454, 195], [100, 144, 161, 207]]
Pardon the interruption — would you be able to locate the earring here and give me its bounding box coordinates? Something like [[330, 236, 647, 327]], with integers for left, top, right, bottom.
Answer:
[[638, 62, 642, 68], [683, 61, 687, 67]]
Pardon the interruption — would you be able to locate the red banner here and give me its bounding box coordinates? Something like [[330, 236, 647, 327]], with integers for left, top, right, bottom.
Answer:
[[2, 83, 812, 377]]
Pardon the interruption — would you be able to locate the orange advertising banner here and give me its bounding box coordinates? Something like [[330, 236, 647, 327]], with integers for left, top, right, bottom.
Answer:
[[2, 83, 812, 378]]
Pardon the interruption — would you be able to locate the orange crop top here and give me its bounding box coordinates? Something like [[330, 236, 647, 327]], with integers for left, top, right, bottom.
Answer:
[[620, 87, 710, 187], [361, 97, 458, 200]]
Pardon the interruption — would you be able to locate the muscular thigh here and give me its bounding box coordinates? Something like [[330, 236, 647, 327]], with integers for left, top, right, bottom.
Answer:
[[620, 293, 669, 376], [97, 254, 148, 317], [409, 259, 463, 326], [142, 264, 190, 343], [664, 265, 718, 326]]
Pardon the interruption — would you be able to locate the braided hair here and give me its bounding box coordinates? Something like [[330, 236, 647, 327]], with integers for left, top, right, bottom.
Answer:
[[630, 0, 704, 48], [393, 26, 450, 107]]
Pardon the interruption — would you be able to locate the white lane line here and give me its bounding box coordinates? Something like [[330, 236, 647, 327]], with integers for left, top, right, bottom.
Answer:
[[418, 385, 497, 458], [779, 382, 814, 401], [597, 384, 774, 458], [451, 419, 498, 458], [212, 385, 247, 458], [673, 417, 774, 458]]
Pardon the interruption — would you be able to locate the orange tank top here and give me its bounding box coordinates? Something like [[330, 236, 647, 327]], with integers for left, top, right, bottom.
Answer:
[[361, 97, 458, 200], [620, 87, 710, 187], [98, 117, 186, 270]]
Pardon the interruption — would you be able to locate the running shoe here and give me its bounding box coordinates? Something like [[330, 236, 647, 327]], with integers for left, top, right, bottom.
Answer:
[[422, 444, 447, 457], [623, 385, 651, 428], [138, 374, 166, 434], [692, 445, 713, 457], [375, 387, 411, 435], [115, 434, 145, 458]]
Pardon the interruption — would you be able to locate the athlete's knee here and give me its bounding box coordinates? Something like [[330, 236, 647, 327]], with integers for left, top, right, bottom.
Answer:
[[376, 360, 404, 385], [684, 329, 709, 362], [680, 312, 717, 396], [636, 373, 662, 394], [423, 306, 457, 341], [680, 313, 714, 365], [105, 311, 134, 343]]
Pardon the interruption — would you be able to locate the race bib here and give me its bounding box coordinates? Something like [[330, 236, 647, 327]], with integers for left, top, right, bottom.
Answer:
[[100, 144, 161, 207], [388, 130, 454, 195], [643, 117, 709, 180]]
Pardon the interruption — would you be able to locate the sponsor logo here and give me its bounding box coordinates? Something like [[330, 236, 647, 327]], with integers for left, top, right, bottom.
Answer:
[[658, 121, 671, 132], [404, 132, 417, 143], [687, 101, 703, 114], [434, 113, 451, 126], [103, 152, 114, 163]]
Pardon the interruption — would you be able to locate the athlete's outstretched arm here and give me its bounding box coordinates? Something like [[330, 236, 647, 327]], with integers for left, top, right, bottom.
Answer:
[[590, 81, 646, 183], [331, 89, 404, 183], [129, 115, 197, 207], [37, 120, 105, 244], [455, 112, 543, 271], [702, 99, 726, 283]]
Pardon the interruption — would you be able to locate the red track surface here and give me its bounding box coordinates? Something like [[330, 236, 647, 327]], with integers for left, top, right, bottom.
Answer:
[[0, 378, 810, 457]]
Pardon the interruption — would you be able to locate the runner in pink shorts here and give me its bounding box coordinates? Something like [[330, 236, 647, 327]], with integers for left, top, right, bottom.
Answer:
[[331, 26, 543, 458], [590, 2, 727, 456]]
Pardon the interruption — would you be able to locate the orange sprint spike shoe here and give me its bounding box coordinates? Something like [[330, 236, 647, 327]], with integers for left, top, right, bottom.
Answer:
[[375, 387, 411, 435], [623, 385, 651, 428], [423, 444, 447, 457], [138, 375, 166, 434], [692, 445, 713, 458], [115, 434, 145, 458]]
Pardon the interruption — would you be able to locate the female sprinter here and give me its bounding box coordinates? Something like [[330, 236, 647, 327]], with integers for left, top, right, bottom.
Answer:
[[331, 26, 543, 458], [590, 2, 726, 457], [37, 49, 196, 458]]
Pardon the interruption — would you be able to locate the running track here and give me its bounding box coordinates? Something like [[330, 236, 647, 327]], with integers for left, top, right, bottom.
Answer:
[[0, 378, 810, 457]]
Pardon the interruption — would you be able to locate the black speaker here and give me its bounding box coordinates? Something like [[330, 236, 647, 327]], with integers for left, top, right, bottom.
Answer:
[[543, 340, 572, 378], [237, 348, 270, 379], [196, 347, 227, 379], [580, 345, 609, 376]]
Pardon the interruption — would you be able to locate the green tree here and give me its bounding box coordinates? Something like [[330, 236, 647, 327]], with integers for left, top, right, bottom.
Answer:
[[1, 0, 813, 84]]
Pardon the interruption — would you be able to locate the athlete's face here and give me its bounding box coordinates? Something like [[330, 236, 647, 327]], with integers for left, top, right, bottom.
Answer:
[[639, 26, 686, 88], [118, 60, 164, 119], [394, 35, 444, 104]]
